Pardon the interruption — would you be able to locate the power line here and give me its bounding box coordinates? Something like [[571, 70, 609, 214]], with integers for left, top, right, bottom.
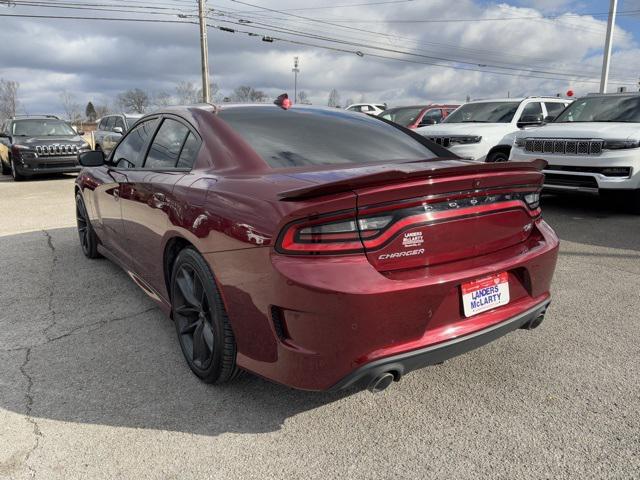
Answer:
[[209, 9, 639, 84]]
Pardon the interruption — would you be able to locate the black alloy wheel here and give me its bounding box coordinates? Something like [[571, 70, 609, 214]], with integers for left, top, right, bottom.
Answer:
[[75, 194, 101, 258], [171, 248, 240, 384]]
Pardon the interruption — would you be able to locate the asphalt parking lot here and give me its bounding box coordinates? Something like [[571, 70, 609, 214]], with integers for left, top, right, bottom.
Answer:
[[0, 173, 638, 480]]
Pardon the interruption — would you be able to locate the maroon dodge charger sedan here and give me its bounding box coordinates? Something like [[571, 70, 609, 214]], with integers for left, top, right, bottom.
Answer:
[[75, 101, 559, 392]]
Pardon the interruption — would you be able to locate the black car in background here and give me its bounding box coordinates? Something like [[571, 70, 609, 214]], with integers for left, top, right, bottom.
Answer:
[[0, 115, 90, 181]]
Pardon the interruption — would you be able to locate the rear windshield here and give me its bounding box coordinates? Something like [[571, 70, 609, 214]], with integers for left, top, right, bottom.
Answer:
[[218, 107, 437, 168], [554, 96, 640, 123], [380, 107, 423, 127], [445, 102, 520, 123]]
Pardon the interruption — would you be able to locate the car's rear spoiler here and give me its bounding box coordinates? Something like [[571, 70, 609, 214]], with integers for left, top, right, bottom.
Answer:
[[278, 159, 547, 201]]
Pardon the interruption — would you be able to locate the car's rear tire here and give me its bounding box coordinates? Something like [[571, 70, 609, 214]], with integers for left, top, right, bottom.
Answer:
[[171, 248, 241, 384], [75, 193, 101, 258], [10, 158, 25, 181], [486, 149, 510, 163]]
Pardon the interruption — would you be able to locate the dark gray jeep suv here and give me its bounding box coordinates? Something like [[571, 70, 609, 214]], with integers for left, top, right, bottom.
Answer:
[[0, 115, 90, 181]]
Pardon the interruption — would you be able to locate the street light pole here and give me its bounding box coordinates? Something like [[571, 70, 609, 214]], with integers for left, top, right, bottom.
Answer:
[[599, 0, 618, 94], [292, 56, 300, 104], [198, 0, 211, 103]]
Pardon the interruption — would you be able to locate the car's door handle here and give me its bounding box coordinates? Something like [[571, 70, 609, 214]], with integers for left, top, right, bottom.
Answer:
[[113, 188, 120, 201]]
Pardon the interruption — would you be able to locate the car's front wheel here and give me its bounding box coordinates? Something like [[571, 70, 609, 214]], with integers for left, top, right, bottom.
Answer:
[[486, 149, 510, 163], [10, 158, 25, 181], [171, 248, 241, 384], [75, 193, 101, 258]]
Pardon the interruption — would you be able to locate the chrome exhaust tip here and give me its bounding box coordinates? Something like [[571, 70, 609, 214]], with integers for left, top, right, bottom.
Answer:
[[367, 372, 395, 393]]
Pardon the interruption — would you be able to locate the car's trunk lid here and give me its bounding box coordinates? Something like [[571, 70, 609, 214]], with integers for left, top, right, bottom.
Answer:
[[349, 161, 545, 272]]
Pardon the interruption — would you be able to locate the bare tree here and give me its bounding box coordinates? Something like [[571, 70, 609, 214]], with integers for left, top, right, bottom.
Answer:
[[297, 91, 311, 105], [232, 86, 268, 103], [175, 81, 200, 104], [117, 88, 149, 113], [0, 79, 19, 120], [154, 90, 174, 108], [344, 98, 355, 107], [94, 104, 110, 118], [327, 88, 341, 108], [60, 90, 83, 124]]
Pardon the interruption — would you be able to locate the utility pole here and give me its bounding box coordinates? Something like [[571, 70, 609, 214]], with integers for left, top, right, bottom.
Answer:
[[198, 0, 210, 103], [292, 56, 300, 104], [599, 0, 618, 94]]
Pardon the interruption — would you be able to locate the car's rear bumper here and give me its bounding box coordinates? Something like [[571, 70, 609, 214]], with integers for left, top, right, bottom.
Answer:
[[206, 218, 559, 391], [329, 298, 550, 391]]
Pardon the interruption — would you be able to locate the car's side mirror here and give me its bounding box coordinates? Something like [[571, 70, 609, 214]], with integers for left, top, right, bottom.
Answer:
[[77, 130, 85, 136], [78, 150, 105, 167], [543, 115, 556, 123], [517, 114, 544, 128], [113, 126, 124, 134]]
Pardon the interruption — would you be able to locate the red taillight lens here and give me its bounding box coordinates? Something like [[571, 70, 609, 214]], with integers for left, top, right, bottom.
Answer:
[[278, 214, 363, 254], [276, 192, 541, 255], [277, 212, 394, 254]]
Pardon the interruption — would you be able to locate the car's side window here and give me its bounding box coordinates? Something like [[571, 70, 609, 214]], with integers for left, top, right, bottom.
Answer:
[[105, 116, 116, 131], [97, 118, 106, 130], [111, 119, 157, 169], [423, 109, 443, 123], [176, 133, 201, 169], [545, 102, 566, 117], [114, 116, 125, 131], [520, 102, 543, 120], [144, 118, 190, 169]]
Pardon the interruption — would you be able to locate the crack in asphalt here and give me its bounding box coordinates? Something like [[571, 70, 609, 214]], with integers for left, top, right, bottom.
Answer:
[[3, 231, 158, 477], [19, 347, 42, 479], [41, 230, 58, 341], [0, 307, 157, 353]]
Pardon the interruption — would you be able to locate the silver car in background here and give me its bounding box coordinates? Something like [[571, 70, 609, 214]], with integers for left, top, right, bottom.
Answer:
[[93, 113, 143, 154]]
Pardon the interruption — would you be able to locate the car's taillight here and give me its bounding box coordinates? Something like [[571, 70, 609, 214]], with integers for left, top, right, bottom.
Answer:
[[277, 211, 393, 255], [276, 191, 541, 255]]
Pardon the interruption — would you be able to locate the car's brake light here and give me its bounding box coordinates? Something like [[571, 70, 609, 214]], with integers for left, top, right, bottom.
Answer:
[[277, 212, 393, 254], [276, 191, 542, 255]]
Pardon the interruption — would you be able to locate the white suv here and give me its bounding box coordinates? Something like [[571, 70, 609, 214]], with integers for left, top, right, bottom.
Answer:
[[510, 93, 640, 210], [416, 97, 570, 162], [345, 103, 387, 116]]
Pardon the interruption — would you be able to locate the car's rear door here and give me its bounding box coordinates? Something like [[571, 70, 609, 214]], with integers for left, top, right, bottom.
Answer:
[[118, 115, 201, 296]]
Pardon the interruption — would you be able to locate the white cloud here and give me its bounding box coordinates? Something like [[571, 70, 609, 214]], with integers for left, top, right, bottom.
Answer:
[[0, 0, 638, 113]]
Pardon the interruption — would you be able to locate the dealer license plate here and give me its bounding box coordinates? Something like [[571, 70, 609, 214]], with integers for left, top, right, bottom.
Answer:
[[461, 272, 510, 317]]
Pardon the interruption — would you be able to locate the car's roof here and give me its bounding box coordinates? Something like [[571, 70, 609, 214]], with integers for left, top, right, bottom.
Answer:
[[584, 92, 640, 98], [12, 115, 63, 121], [346, 103, 385, 107], [467, 97, 567, 104], [383, 104, 460, 111]]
